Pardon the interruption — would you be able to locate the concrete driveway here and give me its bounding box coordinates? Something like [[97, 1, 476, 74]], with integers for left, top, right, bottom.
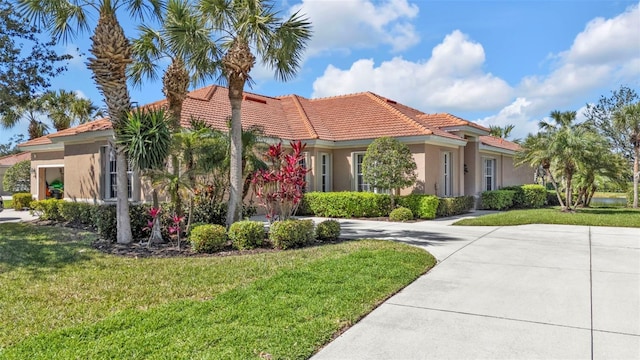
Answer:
[[0, 208, 38, 223], [311, 217, 640, 359]]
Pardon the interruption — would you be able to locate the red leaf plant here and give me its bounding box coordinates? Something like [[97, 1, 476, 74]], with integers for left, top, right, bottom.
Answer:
[[252, 140, 308, 222]]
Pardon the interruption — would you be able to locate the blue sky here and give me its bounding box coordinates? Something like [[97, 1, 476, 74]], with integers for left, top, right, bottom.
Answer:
[[2, 0, 639, 145]]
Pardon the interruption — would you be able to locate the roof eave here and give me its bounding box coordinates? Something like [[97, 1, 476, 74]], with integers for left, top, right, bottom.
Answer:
[[18, 143, 64, 152], [442, 125, 489, 136], [50, 129, 114, 144], [479, 143, 518, 155]]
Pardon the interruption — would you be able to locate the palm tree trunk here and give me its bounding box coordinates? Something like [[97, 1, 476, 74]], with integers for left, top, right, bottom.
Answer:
[[546, 169, 566, 210], [565, 173, 573, 211], [116, 148, 133, 244], [226, 77, 244, 227], [634, 146, 639, 208]]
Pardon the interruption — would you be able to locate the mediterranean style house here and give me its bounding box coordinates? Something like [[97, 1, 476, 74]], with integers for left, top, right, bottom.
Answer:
[[19, 85, 530, 203]]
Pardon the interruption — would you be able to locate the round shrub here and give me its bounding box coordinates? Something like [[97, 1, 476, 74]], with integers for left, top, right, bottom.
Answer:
[[189, 224, 227, 253], [389, 207, 413, 222], [269, 219, 315, 249], [315, 219, 341, 241], [229, 220, 265, 250]]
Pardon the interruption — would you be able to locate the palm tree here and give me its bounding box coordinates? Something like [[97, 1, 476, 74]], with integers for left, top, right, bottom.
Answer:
[[613, 102, 640, 208], [118, 107, 171, 243], [19, 0, 164, 244], [42, 90, 103, 131], [517, 110, 598, 211], [489, 124, 515, 139], [129, 0, 217, 217], [0, 95, 49, 139], [197, 0, 312, 226]]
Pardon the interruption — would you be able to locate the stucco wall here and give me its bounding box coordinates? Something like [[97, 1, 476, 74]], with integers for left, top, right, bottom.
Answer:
[[464, 139, 481, 196], [502, 155, 534, 186], [64, 141, 107, 202], [0, 167, 7, 196]]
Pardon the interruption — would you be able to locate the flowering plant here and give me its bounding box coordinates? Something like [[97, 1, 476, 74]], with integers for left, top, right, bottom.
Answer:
[[168, 214, 185, 249], [251, 140, 308, 222]]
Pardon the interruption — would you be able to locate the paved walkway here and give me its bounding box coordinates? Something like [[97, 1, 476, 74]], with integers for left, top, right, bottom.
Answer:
[[311, 216, 640, 359]]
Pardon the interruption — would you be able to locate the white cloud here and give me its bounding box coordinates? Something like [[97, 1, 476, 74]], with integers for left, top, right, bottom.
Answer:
[[64, 45, 86, 68], [291, 0, 420, 55], [312, 30, 513, 111], [74, 90, 88, 99]]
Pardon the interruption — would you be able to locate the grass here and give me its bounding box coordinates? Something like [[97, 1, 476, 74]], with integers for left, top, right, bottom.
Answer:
[[454, 207, 640, 227], [0, 223, 435, 359], [1, 199, 11, 209]]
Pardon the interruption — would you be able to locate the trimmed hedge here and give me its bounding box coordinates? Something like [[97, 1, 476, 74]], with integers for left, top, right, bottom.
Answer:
[[31, 199, 63, 221], [303, 192, 391, 218], [58, 201, 95, 225], [189, 224, 227, 253], [315, 219, 341, 241], [12, 192, 32, 210], [501, 184, 547, 208], [269, 219, 315, 249], [397, 194, 439, 219], [389, 207, 413, 222], [228, 220, 265, 250], [481, 190, 515, 210], [436, 196, 475, 217]]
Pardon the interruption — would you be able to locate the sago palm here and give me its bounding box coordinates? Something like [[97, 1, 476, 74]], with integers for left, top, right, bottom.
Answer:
[[197, 0, 312, 226], [18, 0, 164, 244]]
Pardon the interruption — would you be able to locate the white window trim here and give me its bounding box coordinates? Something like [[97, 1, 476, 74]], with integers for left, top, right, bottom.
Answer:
[[352, 152, 370, 192], [483, 157, 496, 192], [442, 151, 453, 197], [318, 152, 332, 192], [102, 145, 136, 201]]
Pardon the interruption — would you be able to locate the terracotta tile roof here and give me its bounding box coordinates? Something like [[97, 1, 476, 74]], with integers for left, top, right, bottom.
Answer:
[[417, 113, 489, 132], [480, 135, 521, 152], [20, 85, 522, 150], [48, 118, 113, 138], [19, 134, 54, 147], [0, 151, 30, 166]]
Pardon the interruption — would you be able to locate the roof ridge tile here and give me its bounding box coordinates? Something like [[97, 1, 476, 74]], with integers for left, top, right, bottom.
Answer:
[[291, 95, 319, 139]]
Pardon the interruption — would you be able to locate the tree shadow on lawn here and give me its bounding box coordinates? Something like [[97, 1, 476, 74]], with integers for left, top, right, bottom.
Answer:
[[578, 208, 640, 215], [338, 221, 465, 248], [0, 223, 92, 275]]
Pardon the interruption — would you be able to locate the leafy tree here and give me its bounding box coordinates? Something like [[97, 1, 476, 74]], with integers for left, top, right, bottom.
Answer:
[[42, 90, 103, 131], [19, 0, 164, 244], [0, 134, 25, 157], [362, 136, 417, 207], [613, 102, 640, 208], [197, 0, 312, 226], [584, 85, 639, 162], [0, 0, 70, 118], [2, 160, 30, 193]]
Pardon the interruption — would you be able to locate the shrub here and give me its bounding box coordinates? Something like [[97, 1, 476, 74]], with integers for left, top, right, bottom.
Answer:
[[500, 186, 525, 207], [436, 196, 475, 217], [521, 184, 547, 208], [546, 190, 566, 207], [269, 219, 315, 249], [58, 201, 95, 225], [303, 192, 391, 218], [190, 199, 227, 226], [481, 190, 515, 210], [397, 194, 439, 219], [389, 207, 413, 222], [189, 224, 227, 253], [31, 199, 63, 221], [315, 219, 341, 241], [229, 220, 265, 250], [12, 192, 32, 210], [94, 204, 117, 242]]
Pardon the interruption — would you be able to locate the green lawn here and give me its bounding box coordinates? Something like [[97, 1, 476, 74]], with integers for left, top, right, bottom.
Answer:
[[454, 207, 640, 227], [0, 223, 435, 359]]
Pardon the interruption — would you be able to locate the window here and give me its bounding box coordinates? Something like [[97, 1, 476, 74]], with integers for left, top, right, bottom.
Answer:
[[442, 152, 453, 197], [298, 151, 310, 191], [104, 146, 133, 199], [354, 153, 370, 192], [483, 158, 496, 191], [319, 153, 332, 192]]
